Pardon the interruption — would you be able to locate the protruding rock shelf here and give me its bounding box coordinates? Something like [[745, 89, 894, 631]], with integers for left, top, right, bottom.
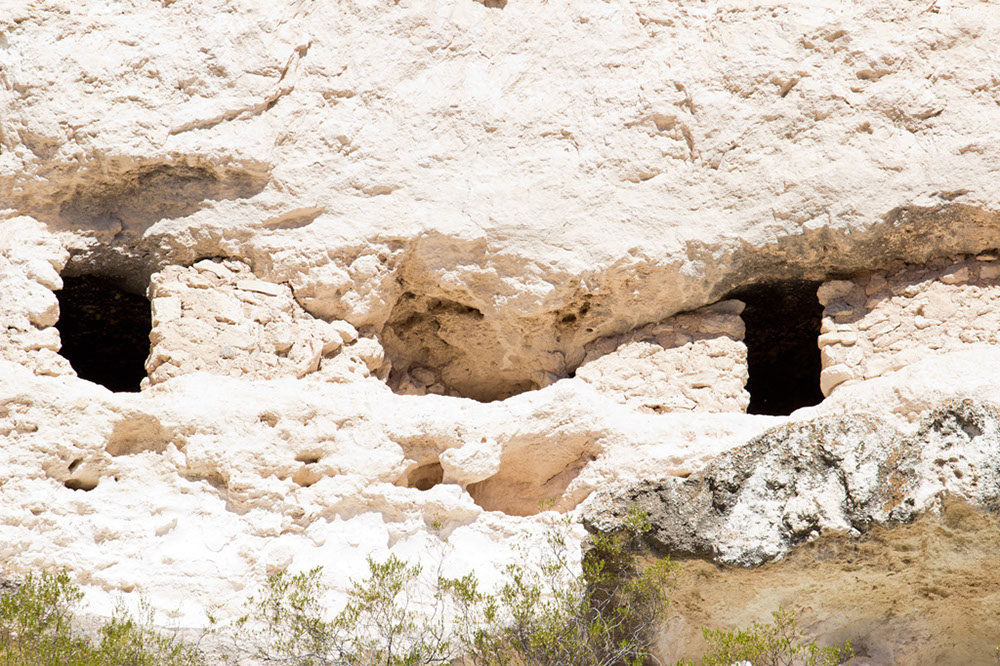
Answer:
[[586, 399, 1000, 567]]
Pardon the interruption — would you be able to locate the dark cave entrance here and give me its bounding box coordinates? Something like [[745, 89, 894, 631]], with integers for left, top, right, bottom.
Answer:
[[729, 280, 824, 416], [405, 461, 445, 491], [55, 275, 152, 393]]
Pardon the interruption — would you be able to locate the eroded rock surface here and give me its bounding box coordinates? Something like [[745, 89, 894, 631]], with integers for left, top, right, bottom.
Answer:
[[147, 259, 372, 385], [0, 218, 72, 377], [3, 0, 1000, 656], [576, 300, 748, 414], [818, 254, 1000, 394], [4, 0, 1000, 399], [586, 399, 1000, 566], [0, 354, 775, 621]]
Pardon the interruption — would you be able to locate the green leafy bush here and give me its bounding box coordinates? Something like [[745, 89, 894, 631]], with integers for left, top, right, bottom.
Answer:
[[235, 557, 452, 665], [0, 570, 204, 666], [687, 606, 853, 666], [451, 506, 676, 666], [94, 599, 204, 666], [233, 506, 676, 665]]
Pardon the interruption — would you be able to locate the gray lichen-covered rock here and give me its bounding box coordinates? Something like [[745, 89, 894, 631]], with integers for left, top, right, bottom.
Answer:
[[585, 399, 1000, 566]]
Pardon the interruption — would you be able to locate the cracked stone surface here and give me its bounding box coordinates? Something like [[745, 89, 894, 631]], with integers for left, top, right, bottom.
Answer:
[[3, 1, 1000, 659], [586, 395, 1000, 566], [818, 254, 1000, 395], [4, 0, 1000, 397]]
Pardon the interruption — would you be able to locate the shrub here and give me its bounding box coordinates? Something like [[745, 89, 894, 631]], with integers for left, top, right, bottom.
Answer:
[[95, 599, 204, 666], [235, 557, 452, 665], [233, 506, 676, 665], [450, 505, 676, 666], [0, 570, 204, 666], [688, 606, 854, 666], [0, 570, 90, 665]]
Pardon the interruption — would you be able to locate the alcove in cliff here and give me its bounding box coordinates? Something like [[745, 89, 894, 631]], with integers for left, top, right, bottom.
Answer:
[[729, 280, 824, 415], [55, 275, 151, 392]]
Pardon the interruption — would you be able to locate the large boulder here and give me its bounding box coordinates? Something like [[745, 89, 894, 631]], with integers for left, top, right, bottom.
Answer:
[[586, 399, 1000, 566]]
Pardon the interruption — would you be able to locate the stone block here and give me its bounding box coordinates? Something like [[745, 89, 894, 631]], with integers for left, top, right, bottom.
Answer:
[[820, 257, 1000, 393], [576, 300, 748, 413]]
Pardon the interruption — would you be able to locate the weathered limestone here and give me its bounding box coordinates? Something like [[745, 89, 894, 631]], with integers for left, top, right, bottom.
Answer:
[[146, 260, 381, 386], [0, 354, 777, 623], [5, 0, 1000, 659], [0, 218, 73, 378], [382, 291, 541, 401], [804, 347, 1000, 424], [586, 397, 1000, 566], [5, 0, 1000, 399], [818, 255, 1000, 395], [576, 300, 748, 414]]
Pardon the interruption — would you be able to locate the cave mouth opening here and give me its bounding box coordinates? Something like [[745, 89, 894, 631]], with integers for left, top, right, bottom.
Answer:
[[728, 279, 824, 416], [404, 461, 445, 491], [55, 275, 151, 393]]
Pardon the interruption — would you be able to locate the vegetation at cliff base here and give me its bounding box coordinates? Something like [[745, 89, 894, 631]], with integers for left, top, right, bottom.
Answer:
[[0, 570, 203, 666], [686, 606, 854, 666], [1, 509, 853, 665], [232, 506, 676, 665]]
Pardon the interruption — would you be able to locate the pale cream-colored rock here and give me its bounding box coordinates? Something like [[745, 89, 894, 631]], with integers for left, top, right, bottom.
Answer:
[[439, 438, 502, 487], [5, 222, 1000, 636], [818, 256, 1000, 394], [4, 0, 1000, 646], [575, 300, 748, 413], [819, 363, 854, 395], [0, 357, 776, 625], [146, 260, 383, 386], [0, 218, 73, 377], [4, 0, 1000, 401], [800, 347, 1000, 427]]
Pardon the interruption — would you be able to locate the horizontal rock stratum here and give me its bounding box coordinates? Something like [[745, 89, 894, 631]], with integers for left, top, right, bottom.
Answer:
[[3, 0, 1000, 662]]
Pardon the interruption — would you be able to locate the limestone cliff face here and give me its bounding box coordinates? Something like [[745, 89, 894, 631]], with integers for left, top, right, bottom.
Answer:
[[4, 0, 1000, 396], [3, 0, 1000, 660]]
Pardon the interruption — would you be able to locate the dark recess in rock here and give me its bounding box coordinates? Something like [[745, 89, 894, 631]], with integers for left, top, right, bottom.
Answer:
[[55, 275, 151, 393], [407, 461, 444, 491], [728, 280, 824, 415]]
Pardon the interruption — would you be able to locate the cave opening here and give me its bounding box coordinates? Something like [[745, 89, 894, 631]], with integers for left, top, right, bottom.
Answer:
[[55, 275, 152, 393], [405, 461, 445, 491], [729, 280, 824, 416]]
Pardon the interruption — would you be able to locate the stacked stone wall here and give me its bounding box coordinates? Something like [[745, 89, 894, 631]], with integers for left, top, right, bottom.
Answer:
[[818, 254, 1000, 395], [146, 260, 384, 386], [0, 218, 73, 377], [575, 299, 749, 413]]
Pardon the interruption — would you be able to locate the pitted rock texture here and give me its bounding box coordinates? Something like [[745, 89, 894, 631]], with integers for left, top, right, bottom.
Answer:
[[149, 261, 750, 407], [5, 0, 1000, 645], [818, 254, 1000, 395], [0, 352, 776, 622], [586, 399, 1000, 566], [5, 1, 1000, 400], [576, 299, 748, 414], [383, 291, 538, 401]]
